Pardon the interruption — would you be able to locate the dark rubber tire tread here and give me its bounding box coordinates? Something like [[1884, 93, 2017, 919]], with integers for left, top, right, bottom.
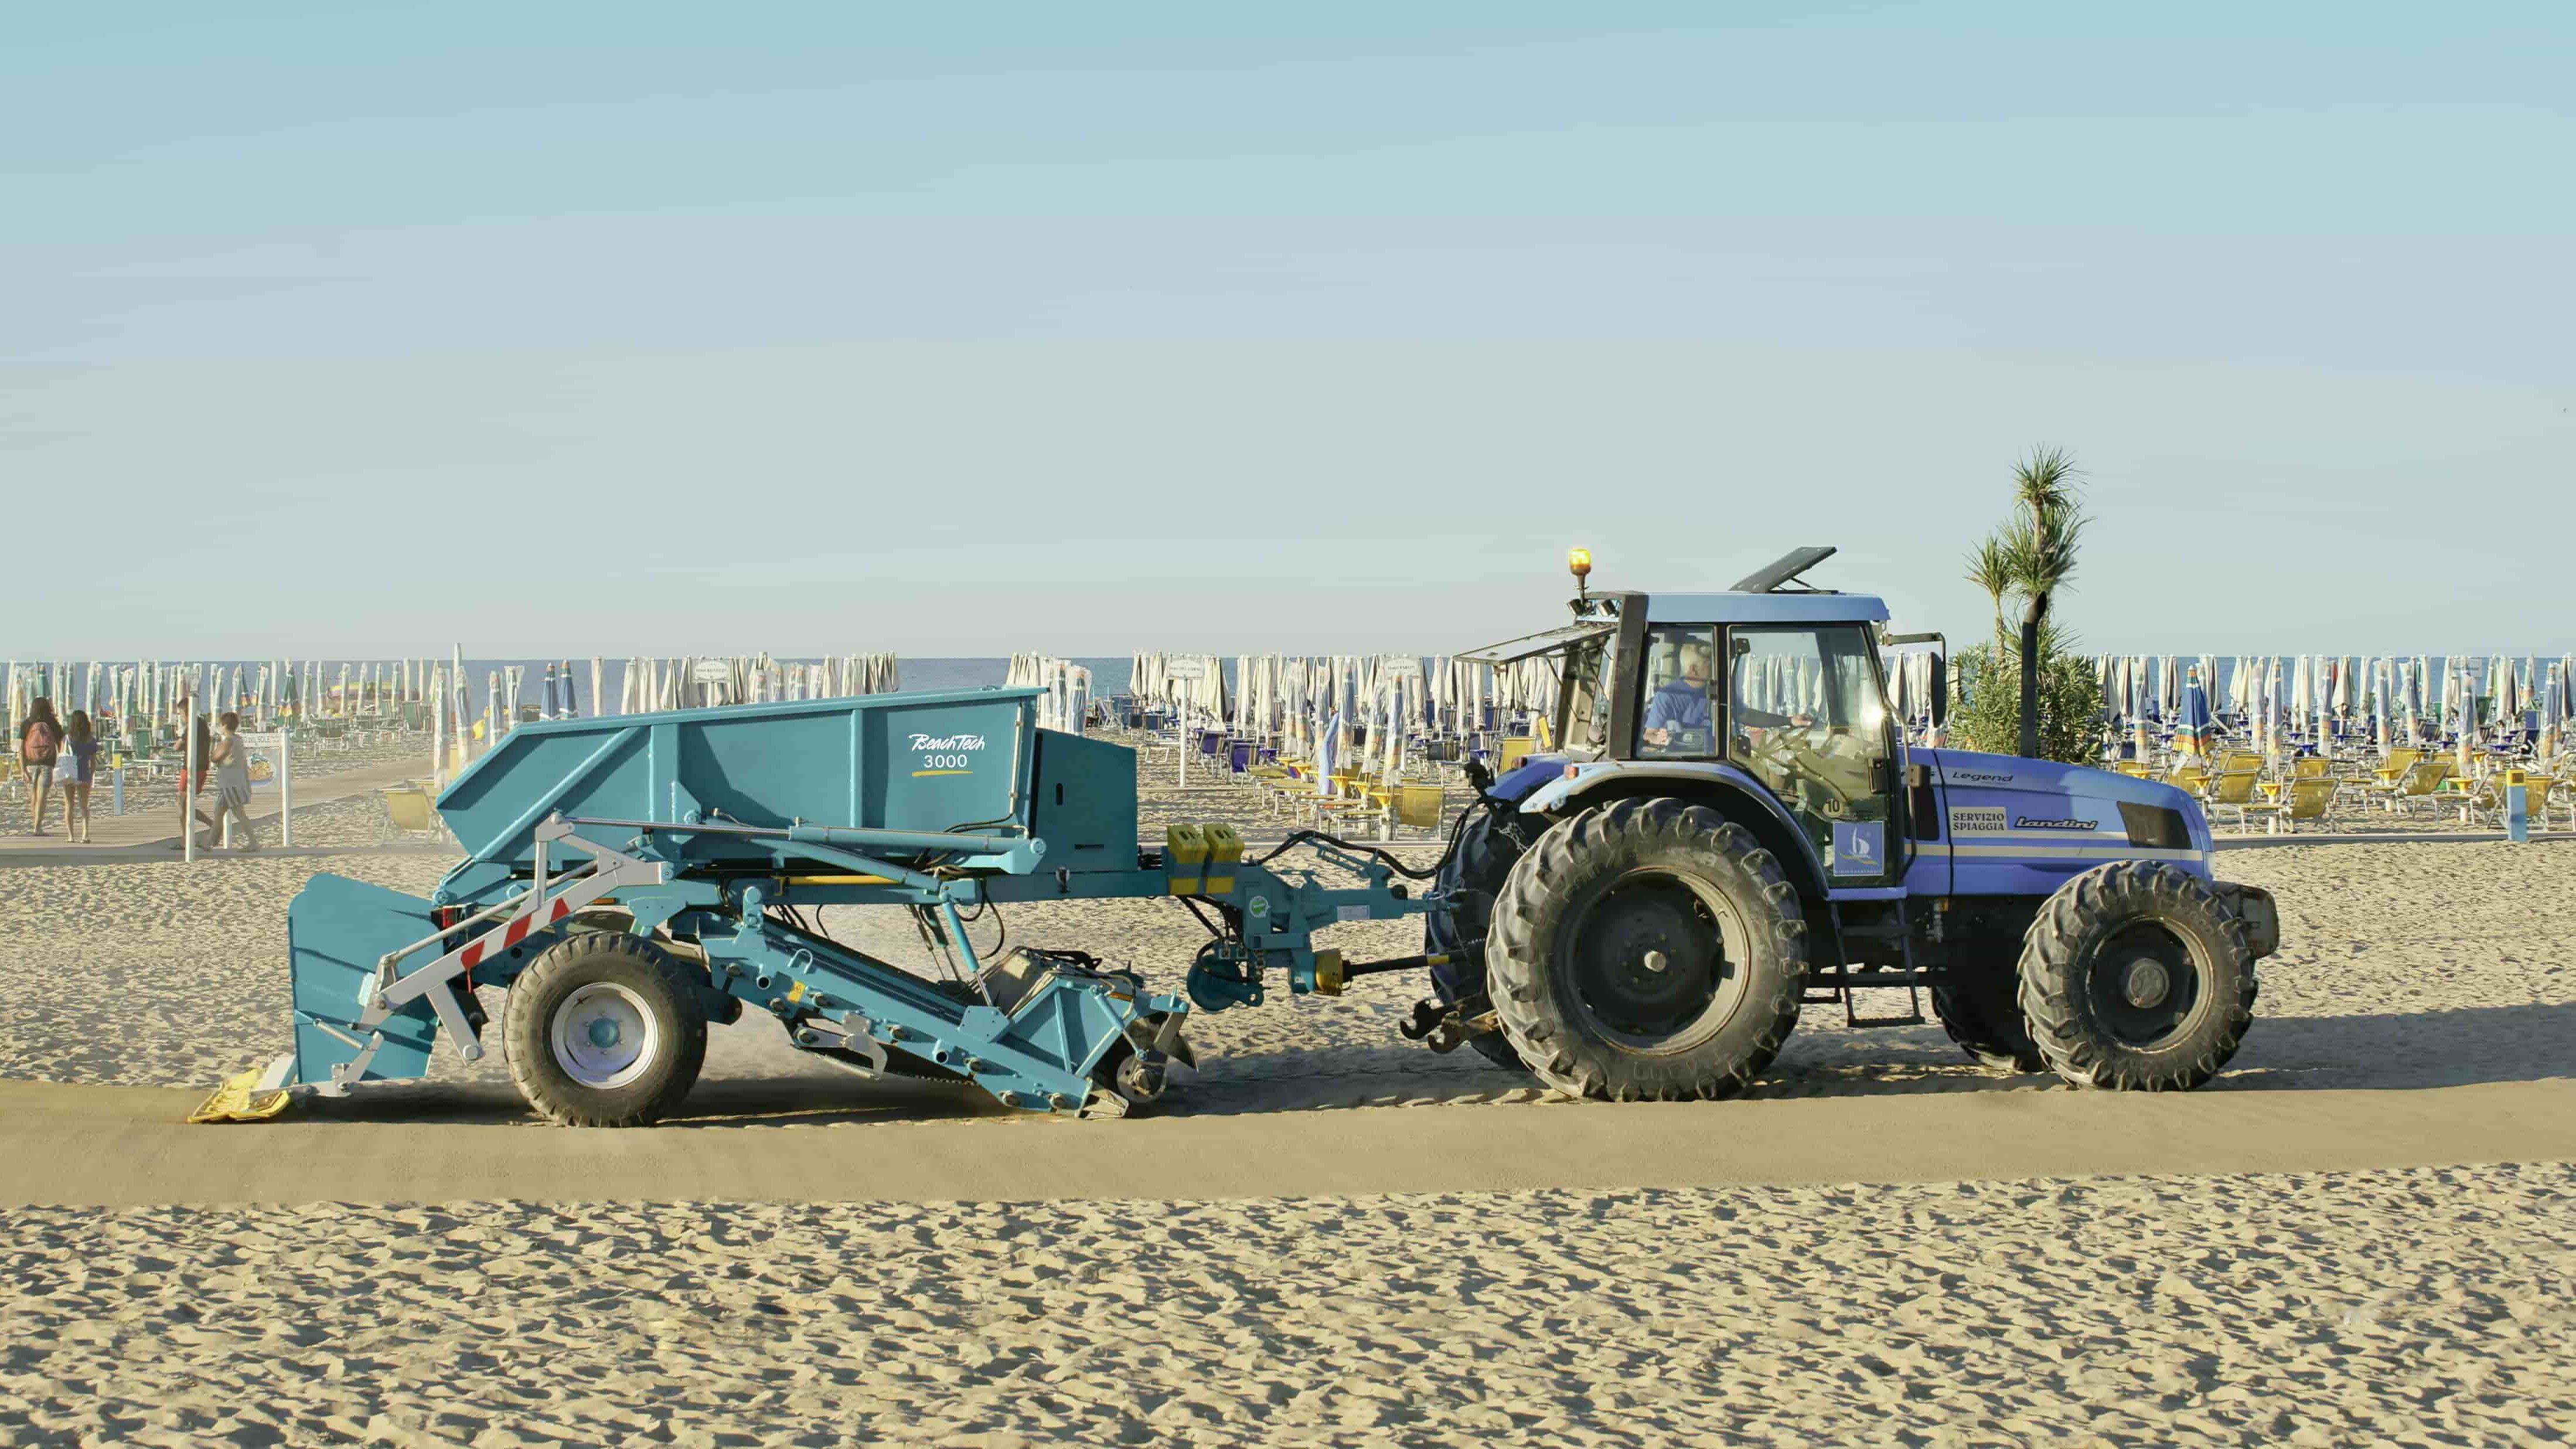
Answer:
[[1426, 807, 1536, 1070], [503, 931, 710, 1127], [1932, 967, 2044, 1073], [2016, 860, 2259, 1092], [1486, 797, 1807, 1101]]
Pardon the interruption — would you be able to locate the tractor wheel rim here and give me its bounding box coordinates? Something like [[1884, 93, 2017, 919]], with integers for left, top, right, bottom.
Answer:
[[550, 982, 660, 1089], [2086, 924, 2203, 1047], [1558, 868, 1751, 1053]]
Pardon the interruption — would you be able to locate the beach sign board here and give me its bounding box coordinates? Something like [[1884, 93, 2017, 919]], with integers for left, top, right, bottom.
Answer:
[[238, 730, 295, 847], [1166, 660, 1207, 678]]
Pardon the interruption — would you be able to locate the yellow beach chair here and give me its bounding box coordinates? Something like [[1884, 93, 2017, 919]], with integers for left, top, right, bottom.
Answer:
[[2240, 775, 2338, 834]]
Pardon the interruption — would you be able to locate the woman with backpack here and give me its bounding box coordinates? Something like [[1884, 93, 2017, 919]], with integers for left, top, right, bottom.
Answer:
[[54, 710, 100, 843], [19, 697, 62, 836]]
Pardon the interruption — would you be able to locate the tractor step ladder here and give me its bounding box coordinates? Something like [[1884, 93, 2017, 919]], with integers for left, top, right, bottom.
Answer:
[[1808, 897, 1928, 1029]]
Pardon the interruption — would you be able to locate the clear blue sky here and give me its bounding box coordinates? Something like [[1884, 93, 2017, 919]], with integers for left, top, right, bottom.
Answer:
[[8, 4, 2571, 659]]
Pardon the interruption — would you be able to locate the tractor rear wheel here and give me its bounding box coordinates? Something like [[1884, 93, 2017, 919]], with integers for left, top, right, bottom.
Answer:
[[504, 931, 710, 1126], [1932, 965, 2043, 1073], [1487, 797, 1806, 1101], [2017, 861, 2258, 1091], [1425, 805, 1536, 1071]]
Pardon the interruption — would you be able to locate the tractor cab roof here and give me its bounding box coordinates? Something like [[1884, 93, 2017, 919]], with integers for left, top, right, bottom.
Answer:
[[1455, 545, 1889, 663], [1644, 543, 1888, 623]]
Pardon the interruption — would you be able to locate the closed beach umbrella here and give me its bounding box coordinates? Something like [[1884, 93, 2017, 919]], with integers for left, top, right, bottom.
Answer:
[[2173, 668, 2216, 761]]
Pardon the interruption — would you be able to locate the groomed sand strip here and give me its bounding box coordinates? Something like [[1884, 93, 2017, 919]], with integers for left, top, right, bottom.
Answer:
[[4, 1165, 2571, 1447], [5, 1076, 2572, 1209]]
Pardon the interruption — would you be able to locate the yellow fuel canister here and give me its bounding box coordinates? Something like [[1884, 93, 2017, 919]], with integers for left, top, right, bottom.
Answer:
[[1165, 823, 1208, 895], [1201, 821, 1243, 893]]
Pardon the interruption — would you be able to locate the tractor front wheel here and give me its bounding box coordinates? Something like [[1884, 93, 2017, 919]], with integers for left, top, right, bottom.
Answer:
[[2017, 861, 2257, 1091], [504, 931, 710, 1126], [1487, 797, 1807, 1101]]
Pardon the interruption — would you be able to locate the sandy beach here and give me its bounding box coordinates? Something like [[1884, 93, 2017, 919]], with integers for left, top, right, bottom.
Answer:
[[3, 740, 2572, 1445], [4, 1166, 2571, 1447]]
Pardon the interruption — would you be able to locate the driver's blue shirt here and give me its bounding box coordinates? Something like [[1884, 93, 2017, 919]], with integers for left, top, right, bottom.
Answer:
[[1643, 678, 1714, 734]]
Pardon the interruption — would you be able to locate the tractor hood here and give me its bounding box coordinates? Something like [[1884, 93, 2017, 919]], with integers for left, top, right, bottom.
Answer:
[[1923, 748, 2216, 889]]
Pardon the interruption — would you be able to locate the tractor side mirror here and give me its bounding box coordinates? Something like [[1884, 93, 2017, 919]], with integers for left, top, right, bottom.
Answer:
[[1463, 759, 1495, 794]]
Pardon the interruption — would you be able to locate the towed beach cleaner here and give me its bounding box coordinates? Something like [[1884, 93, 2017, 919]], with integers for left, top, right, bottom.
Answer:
[[198, 685, 1438, 1124]]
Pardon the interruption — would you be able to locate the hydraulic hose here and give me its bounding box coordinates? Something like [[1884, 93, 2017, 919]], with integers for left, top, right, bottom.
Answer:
[[1247, 794, 1495, 883]]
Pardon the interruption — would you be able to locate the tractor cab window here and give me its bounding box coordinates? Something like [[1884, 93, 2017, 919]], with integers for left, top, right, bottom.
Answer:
[[1637, 625, 1720, 758], [1557, 634, 1620, 759], [1726, 624, 1899, 882]]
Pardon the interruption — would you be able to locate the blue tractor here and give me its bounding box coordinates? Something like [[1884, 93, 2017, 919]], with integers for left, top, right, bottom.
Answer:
[[1412, 546, 2280, 1097]]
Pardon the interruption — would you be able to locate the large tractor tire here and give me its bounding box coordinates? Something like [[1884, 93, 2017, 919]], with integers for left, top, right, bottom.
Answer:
[[1425, 805, 1537, 1070], [2017, 861, 2258, 1091], [504, 931, 710, 1126], [1932, 966, 2043, 1073], [1487, 797, 1807, 1101]]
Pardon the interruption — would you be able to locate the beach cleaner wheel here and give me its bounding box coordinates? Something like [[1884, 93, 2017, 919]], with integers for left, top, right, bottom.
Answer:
[[2016, 861, 2258, 1091], [504, 931, 710, 1126]]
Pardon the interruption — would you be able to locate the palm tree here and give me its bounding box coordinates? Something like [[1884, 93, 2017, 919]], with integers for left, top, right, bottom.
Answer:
[[2003, 447, 2086, 757], [1964, 532, 2016, 661]]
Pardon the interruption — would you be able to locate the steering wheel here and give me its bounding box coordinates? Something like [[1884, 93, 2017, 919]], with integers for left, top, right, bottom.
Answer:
[[1743, 727, 1855, 818]]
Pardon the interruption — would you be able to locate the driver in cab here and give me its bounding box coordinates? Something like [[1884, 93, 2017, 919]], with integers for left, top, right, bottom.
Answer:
[[1640, 641, 1718, 754]]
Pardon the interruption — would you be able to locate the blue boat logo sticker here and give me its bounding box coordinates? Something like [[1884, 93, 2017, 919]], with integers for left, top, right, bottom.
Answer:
[[1831, 820, 1884, 876]]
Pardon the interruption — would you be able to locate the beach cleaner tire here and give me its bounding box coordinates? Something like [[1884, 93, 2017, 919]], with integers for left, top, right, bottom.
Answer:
[[1487, 798, 1805, 1101], [504, 931, 709, 1127], [1424, 805, 1536, 1072], [1932, 965, 2043, 1073], [2017, 861, 2258, 1092]]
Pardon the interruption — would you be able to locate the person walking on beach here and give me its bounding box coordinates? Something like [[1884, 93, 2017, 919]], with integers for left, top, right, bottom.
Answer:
[[180, 712, 221, 849], [53, 710, 100, 843], [19, 697, 62, 836], [210, 711, 261, 852]]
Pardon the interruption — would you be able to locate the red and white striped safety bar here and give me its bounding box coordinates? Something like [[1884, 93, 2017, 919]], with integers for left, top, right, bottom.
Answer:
[[459, 896, 576, 977]]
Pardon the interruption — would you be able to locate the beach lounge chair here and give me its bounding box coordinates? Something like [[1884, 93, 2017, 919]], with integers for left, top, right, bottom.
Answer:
[[1392, 781, 1445, 838], [381, 786, 444, 840], [2239, 775, 2338, 834], [2202, 769, 2262, 832], [2465, 771, 2553, 830], [1301, 769, 1375, 829], [2366, 758, 2450, 817]]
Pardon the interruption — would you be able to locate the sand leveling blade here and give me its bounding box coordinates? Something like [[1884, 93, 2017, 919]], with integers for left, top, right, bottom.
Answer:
[[188, 1052, 297, 1124]]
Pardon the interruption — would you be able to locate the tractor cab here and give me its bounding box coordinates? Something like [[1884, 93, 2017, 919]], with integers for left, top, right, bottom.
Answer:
[[1460, 545, 1910, 889]]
